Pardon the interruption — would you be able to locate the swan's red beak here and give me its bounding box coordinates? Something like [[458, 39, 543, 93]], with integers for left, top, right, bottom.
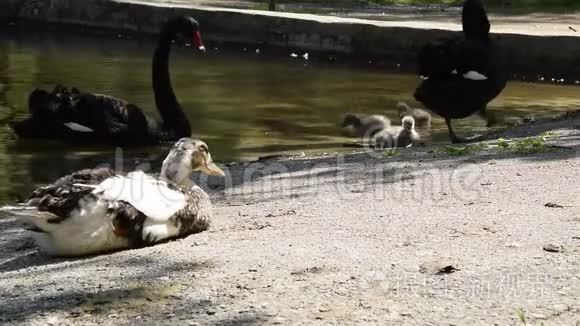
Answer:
[[194, 31, 205, 52]]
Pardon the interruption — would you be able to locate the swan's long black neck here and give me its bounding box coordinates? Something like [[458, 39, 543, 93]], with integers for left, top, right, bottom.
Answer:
[[152, 33, 192, 139], [462, 0, 490, 42]]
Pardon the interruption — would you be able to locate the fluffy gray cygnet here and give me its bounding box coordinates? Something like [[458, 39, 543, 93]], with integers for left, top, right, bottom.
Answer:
[[373, 115, 421, 149], [342, 113, 391, 138]]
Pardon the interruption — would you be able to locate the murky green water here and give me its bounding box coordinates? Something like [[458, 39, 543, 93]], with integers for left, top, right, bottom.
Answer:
[[0, 28, 579, 203]]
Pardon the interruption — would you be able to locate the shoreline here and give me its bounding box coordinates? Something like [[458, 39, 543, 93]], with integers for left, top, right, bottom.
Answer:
[[233, 109, 580, 164]]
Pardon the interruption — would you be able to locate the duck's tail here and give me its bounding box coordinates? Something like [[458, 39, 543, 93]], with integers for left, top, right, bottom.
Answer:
[[0, 205, 60, 232]]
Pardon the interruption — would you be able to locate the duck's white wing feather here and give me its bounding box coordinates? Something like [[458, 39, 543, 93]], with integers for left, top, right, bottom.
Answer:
[[94, 171, 187, 221]]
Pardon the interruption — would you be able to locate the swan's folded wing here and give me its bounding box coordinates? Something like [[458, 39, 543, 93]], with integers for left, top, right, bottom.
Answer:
[[64, 122, 94, 133], [94, 172, 187, 222]]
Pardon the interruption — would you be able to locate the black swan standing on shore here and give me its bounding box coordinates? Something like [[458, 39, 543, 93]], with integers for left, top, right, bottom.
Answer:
[[11, 16, 206, 146], [414, 0, 507, 143]]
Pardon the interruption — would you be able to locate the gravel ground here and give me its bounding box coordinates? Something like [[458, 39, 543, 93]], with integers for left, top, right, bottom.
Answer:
[[0, 113, 579, 325]]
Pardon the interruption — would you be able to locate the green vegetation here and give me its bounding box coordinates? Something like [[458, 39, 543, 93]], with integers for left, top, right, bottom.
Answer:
[[443, 143, 487, 156], [383, 148, 398, 157], [516, 308, 553, 326], [497, 137, 510, 149], [516, 308, 528, 326], [511, 136, 549, 154], [498, 132, 558, 154], [439, 131, 559, 157]]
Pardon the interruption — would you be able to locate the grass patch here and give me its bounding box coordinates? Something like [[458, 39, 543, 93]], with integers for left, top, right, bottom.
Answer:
[[497, 137, 510, 149], [439, 131, 559, 157], [516, 308, 553, 326], [512, 137, 548, 154], [516, 308, 528, 325], [383, 148, 398, 157], [443, 143, 487, 156], [498, 131, 558, 154]]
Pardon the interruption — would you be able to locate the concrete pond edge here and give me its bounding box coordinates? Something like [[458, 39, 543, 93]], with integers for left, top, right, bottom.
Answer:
[[1, 0, 580, 80]]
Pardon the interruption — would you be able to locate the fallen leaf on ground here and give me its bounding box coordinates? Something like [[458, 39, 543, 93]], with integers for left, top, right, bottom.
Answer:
[[543, 244, 563, 253], [544, 203, 565, 208], [419, 259, 460, 275]]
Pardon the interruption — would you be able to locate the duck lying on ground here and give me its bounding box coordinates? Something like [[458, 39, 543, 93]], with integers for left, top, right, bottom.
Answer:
[[1, 138, 224, 256], [341, 113, 391, 138], [11, 16, 206, 146], [413, 0, 507, 143], [373, 116, 421, 149]]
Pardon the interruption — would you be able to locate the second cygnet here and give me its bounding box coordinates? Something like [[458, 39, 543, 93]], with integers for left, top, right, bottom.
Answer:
[[397, 102, 432, 129], [342, 113, 391, 139], [373, 115, 421, 149]]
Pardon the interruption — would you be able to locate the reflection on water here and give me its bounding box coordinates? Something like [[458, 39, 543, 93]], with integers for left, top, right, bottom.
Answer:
[[0, 28, 579, 203]]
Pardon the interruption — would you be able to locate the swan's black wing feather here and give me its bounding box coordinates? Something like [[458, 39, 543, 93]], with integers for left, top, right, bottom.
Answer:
[[67, 93, 161, 144], [14, 86, 159, 144], [414, 76, 489, 119], [68, 93, 131, 132], [418, 36, 492, 79], [417, 37, 456, 78], [449, 38, 492, 75]]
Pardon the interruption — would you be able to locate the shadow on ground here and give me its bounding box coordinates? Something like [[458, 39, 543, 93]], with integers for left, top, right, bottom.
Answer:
[[0, 252, 218, 324]]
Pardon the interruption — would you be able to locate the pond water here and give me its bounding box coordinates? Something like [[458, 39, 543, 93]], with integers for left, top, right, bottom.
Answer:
[[0, 27, 579, 203]]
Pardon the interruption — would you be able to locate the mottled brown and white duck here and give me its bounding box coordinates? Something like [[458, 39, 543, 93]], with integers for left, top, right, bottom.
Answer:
[[1, 138, 224, 256]]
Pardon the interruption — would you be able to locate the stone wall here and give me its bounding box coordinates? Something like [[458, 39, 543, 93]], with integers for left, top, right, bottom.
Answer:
[[2, 0, 580, 80]]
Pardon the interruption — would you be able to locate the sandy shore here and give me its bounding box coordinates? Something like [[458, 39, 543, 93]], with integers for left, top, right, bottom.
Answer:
[[0, 113, 579, 325]]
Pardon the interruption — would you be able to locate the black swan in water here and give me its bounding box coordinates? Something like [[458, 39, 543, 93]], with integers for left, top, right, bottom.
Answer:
[[11, 16, 206, 145], [414, 0, 507, 143]]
